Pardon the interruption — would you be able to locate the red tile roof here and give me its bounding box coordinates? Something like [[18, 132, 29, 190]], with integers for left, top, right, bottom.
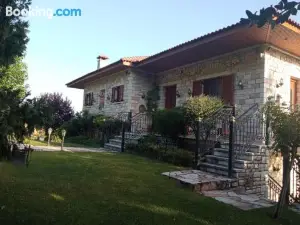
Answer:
[[121, 56, 148, 63], [138, 19, 300, 65]]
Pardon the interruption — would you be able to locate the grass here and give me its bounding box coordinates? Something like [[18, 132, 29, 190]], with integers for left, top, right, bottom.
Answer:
[[27, 139, 101, 148], [0, 152, 299, 225]]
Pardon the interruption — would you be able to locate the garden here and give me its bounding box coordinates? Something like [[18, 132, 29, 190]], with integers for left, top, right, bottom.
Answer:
[[0, 151, 299, 225]]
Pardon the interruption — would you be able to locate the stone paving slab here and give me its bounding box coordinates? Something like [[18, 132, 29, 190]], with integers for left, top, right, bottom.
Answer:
[[202, 190, 274, 210], [32, 146, 117, 153], [162, 170, 235, 185]]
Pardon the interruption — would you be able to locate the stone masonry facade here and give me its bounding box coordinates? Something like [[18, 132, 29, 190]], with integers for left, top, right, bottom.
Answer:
[[83, 69, 153, 116], [156, 46, 265, 112]]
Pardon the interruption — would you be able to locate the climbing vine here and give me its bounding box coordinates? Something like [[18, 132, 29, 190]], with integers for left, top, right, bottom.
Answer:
[[145, 86, 160, 112]]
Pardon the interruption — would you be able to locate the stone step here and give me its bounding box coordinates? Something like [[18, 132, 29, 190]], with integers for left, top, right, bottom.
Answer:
[[214, 148, 257, 161], [104, 143, 121, 152], [162, 170, 238, 192], [198, 162, 245, 178], [221, 142, 267, 154], [108, 138, 122, 146], [114, 135, 142, 141], [205, 155, 252, 169]]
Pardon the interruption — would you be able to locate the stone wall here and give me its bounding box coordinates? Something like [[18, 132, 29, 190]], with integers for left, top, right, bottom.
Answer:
[[83, 69, 153, 116], [156, 46, 265, 112], [264, 47, 300, 106], [83, 70, 131, 115], [130, 69, 154, 113]]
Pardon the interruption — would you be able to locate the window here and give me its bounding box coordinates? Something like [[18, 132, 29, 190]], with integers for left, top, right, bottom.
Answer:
[[84, 92, 94, 106], [203, 78, 222, 97], [111, 85, 124, 102], [99, 89, 105, 109], [192, 75, 234, 105]]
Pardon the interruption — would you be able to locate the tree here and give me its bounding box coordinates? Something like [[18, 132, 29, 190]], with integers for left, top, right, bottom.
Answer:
[[33, 93, 74, 131], [0, 0, 32, 160], [0, 57, 28, 97], [263, 99, 300, 218], [242, 0, 300, 28], [0, 0, 31, 66]]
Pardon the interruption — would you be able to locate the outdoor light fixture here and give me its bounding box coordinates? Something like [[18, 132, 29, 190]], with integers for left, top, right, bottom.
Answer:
[[48, 127, 53, 146], [176, 90, 181, 98], [141, 93, 146, 99], [238, 80, 244, 90], [188, 88, 192, 97], [276, 78, 284, 88], [61, 129, 66, 151]]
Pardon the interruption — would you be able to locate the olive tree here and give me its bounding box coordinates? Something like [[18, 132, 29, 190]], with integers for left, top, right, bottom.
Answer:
[[263, 99, 300, 218]]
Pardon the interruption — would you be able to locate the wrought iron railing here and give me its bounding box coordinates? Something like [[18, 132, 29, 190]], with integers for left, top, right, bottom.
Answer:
[[268, 175, 282, 202], [234, 104, 265, 159], [291, 157, 300, 203], [267, 157, 299, 204], [123, 112, 153, 146]]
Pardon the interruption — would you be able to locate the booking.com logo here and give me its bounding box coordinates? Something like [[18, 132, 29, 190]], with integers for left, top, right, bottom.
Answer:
[[6, 6, 82, 19]]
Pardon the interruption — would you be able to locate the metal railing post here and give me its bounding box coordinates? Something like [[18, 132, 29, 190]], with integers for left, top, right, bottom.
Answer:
[[128, 112, 132, 132], [194, 118, 201, 169], [228, 106, 235, 178], [121, 121, 126, 152]]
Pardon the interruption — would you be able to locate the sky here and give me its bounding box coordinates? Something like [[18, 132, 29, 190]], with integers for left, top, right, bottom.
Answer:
[[25, 0, 300, 112]]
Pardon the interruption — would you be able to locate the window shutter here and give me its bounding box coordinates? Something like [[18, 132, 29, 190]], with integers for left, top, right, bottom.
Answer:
[[91, 93, 94, 105], [84, 94, 87, 106], [192, 80, 203, 97], [222, 75, 234, 105], [119, 85, 124, 101], [111, 87, 115, 102]]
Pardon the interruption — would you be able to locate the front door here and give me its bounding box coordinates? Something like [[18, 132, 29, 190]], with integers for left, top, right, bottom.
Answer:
[[290, 78, 297, 109], [165, 85, 177, 109]]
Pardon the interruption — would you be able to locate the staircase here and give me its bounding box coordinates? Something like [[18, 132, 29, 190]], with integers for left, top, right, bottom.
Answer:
[[197, 104, 268, 195], [104, 112, 152, 152], [104, 132, 144, 152], [199, 143, 266, 178]]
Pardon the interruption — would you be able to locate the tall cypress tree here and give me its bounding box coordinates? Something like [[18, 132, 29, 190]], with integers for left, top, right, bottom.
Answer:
[[0, 0, 32, 159]]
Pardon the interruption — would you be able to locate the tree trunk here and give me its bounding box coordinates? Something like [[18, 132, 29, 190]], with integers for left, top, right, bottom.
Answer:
[[273, 151, 296, 219], [273, 150, 289, 218]]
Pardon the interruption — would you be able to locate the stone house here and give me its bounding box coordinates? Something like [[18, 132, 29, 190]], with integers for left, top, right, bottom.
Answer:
[[67, 20, 300, 116], [67, 19, 300, 199]]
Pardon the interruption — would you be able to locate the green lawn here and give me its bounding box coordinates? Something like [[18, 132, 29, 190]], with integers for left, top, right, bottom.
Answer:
[[0, 152, 299, 225], [27, 139, 101, 148]]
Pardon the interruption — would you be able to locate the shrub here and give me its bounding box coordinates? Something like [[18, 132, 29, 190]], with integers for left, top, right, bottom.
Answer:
[[125, 142, 193, 167], [183, 95, 223, 132], [65, 136, 102, 147], [152, 107, 186, 141], [62, 111, 124, 140]]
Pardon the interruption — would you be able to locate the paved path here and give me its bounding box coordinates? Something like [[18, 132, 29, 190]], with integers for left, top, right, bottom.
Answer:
[[202, 190, 274, 210], [32, 146, 117, 153]]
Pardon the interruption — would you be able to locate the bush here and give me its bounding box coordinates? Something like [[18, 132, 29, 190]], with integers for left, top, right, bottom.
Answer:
[[183, 95, 223, 130], [125, 142, 193, 167], [65, 136, 102, 147], [152, 107, 186, 141], [62, 111, 124, 140]]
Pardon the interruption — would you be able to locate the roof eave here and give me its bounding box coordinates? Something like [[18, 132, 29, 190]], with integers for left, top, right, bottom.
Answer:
[[66, 60, 130, 89]]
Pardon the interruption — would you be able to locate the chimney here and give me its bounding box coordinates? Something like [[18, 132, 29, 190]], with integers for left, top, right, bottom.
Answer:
[[97, 55, 109, 69]]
